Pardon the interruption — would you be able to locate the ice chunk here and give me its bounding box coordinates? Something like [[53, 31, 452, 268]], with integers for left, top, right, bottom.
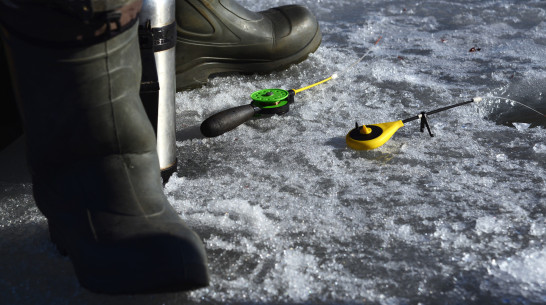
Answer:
[[533, 143, 546, 153], [495, 153, 507, 161], [513, 122, 531, 131], [475, 216, 508, 235], [485, 248, 546, 302]]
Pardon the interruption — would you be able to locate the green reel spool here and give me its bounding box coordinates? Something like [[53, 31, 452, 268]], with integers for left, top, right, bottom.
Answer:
[[250, 88, 293, 115]]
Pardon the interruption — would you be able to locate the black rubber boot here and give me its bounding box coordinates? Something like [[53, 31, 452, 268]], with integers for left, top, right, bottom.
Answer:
[[0, 39, 23, 151], [175, 0, 322, 89], [1, 6, 209, 294]]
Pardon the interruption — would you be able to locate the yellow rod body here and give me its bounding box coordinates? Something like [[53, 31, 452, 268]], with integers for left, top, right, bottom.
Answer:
[[346, 120, 405, 150]]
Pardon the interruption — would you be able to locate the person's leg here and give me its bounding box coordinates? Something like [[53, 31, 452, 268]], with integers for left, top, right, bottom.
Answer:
[[175, 0, 322, 89], [0, 0, 209, 294]]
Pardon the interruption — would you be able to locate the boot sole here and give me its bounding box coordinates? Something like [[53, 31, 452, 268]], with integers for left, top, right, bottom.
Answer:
[[175, 30, 322, 91]]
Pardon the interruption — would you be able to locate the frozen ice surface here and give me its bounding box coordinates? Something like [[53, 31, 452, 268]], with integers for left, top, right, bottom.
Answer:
[[1, 0, 546, 304]]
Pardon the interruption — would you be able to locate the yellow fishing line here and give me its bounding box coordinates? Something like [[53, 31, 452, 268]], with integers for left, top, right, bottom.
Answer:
[[292, 75, 337, 94]]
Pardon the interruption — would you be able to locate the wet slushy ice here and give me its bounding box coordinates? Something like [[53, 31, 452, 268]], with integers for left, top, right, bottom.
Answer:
[[1, 0, 545, 304]]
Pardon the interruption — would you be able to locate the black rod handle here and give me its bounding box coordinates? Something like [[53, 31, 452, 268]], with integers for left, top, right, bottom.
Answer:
[[200, 104, 259, 137]]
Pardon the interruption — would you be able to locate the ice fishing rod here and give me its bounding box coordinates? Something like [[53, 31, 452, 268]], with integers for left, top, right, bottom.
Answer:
[[346, 96, 546, 150], [200, 37, 383, 138], [346, 97, 482, 150]]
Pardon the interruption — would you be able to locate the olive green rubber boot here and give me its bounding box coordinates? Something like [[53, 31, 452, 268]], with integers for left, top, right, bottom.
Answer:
[[175, 0, 322, 90], [1, 14, 209, 294]]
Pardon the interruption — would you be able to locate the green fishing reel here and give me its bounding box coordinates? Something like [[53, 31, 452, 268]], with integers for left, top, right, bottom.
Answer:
[[200, 88, 295, 137], [250, 89, 293, 115]]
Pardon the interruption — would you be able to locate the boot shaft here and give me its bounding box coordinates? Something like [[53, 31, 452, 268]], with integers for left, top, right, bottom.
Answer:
[[3, 25, 155, 172], [0, 2, 172, 217]]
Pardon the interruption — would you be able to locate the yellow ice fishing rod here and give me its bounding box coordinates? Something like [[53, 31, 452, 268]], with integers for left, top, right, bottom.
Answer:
[[346, 97, 484, 150], [200, 37, 382, 137]]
